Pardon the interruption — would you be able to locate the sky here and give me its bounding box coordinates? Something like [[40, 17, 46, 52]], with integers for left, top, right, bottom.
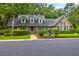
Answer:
[[53, 3, 66, 9]]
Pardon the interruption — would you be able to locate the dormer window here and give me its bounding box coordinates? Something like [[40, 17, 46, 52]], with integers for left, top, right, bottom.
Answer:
[[38, 19, 43, 23], [30, 18, 34, 23], [21, 19, 26, 23]]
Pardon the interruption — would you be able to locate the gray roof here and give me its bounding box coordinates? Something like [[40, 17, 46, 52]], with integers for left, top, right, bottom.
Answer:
[[7, 15, 66, 27]]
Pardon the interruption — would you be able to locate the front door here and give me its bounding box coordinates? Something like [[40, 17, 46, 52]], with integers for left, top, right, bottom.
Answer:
[[31, 26, 34, 32]]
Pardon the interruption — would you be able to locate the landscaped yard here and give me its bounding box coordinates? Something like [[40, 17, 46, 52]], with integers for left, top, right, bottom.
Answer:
[[0, 35, 30, 40]]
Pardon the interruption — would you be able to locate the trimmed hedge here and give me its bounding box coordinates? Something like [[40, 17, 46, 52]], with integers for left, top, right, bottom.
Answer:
[[58, 34, 79, 38], [12, 30, 30, 36], [4, 29, 12, 36], [0, 30, 4, 35], [4, 33, 11, 36]]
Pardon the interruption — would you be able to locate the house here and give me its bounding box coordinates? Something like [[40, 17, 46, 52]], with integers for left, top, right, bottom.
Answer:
[[7, 15, 72, 32]]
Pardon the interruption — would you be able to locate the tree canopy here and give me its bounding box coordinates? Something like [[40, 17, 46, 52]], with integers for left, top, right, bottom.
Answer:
[[63, 3, 79, 28]]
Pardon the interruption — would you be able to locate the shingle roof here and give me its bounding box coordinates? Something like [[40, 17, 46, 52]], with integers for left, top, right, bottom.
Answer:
[[7, 19, 58, 27], [7, 15, 68, 27]]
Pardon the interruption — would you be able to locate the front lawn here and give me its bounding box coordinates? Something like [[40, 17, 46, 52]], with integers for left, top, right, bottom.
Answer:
[[51, 34, 79, 38], [0, 35, 30, 40]]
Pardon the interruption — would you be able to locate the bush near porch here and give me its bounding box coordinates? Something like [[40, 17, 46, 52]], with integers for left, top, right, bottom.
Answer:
[[37, 29, 48, 37]]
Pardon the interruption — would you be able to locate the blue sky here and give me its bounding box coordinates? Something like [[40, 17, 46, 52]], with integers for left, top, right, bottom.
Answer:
[[53, 3, 66, 9]]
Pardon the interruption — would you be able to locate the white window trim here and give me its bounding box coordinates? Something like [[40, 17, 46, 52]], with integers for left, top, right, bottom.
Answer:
[[21, 18, 26, 23], [30, 18, 34, 23], [38, 18, 43, 23]]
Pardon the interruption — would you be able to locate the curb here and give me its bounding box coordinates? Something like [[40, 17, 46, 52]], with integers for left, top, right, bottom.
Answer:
[[0, 39, 32, 41], [0, 38, 79, 41]]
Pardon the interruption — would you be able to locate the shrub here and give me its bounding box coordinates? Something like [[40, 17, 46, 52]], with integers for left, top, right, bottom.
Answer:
[[76, 28, 79, 34], [12, 30, 30, 36], [0, 30, 4, 35], [59, 31, 70, 34], [52, 29, 59, 37], [4, 29, 12, 33], [4, 33, 11, 36], [59, 28, 77, 34], [37, 29, 47, 36], [69, 28, 77, 33], [4, 29, 12, 36]]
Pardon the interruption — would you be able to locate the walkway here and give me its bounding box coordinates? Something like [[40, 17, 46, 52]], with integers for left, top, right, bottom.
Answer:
[[31, 34, 38, 40]]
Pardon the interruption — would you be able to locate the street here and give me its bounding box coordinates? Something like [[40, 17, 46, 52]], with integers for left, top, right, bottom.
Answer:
[[0, 39, 79, 56]]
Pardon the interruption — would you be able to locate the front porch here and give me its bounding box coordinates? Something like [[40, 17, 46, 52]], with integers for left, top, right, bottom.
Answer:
[[14, 26, 50, 33]]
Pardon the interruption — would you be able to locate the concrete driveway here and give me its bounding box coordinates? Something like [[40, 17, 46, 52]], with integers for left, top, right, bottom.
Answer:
[[0, 39, 79, 56]]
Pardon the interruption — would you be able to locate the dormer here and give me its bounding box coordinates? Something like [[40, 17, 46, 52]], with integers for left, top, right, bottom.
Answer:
[[21, 18, 26, 23], [38, 18, 43, 24], [30, 18, 34, 23], [20, 16, 26, 23]]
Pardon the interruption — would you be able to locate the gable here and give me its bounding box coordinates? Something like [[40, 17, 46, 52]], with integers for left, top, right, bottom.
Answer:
[[55, 16, 72, 27]]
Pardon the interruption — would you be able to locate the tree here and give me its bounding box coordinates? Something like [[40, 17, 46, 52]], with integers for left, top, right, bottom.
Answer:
[[64, 3, 75, 16], [55, 8, 64, 16], [63, 3, 79, 28], [52, 29, 59, 37]]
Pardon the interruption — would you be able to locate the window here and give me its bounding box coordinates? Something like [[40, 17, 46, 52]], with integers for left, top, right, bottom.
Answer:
[[61, 21, 63, 25], [30, 18, 34, 23], [38, 19, 43, 23], [64, 26, 68, 31], [21, 19, 26, 23], [26, 19, 28, 23], [61, 21, 65, 25], [64, 22, 65, 25]]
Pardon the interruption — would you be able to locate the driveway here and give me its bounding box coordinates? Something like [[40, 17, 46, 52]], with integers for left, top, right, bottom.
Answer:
[[0, 39, 79, 56]]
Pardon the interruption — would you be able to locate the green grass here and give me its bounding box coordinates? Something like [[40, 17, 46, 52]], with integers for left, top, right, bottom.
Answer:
[[51, 34, 79, 38], [0, 35, 30, 40]]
